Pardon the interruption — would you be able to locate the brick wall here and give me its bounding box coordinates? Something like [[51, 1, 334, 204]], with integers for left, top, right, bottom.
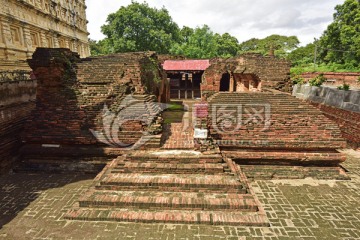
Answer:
[[207, 92, 347, 166], [19, 48, 166, 172], [0, 77, 36, 173], [202, 54, 291, 97], [293, 84, 360, 148], [309, 102, 360, 149], [301, 72, 360, 88]]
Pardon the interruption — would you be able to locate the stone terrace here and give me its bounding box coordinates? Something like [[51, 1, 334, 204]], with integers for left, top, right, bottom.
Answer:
[[208, 92, 346, 164], [64, 122, 268, 225], [0, 149, 359, 239]]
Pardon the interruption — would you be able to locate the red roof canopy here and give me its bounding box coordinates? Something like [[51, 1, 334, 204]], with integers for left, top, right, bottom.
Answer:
[[163, 60, 210, 71]]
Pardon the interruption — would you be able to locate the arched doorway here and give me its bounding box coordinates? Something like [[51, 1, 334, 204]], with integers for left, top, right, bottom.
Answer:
[[220, 73, 230, 91]]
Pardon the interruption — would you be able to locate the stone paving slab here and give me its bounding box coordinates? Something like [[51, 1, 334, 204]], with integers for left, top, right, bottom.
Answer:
[[0, 149, 360, 239]]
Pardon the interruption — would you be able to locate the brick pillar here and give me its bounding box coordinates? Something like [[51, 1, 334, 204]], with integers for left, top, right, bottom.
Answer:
[[24, 48, 95, 145]]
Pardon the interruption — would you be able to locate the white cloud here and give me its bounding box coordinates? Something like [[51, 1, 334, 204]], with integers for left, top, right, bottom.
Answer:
[[85, 0, 344, 45]]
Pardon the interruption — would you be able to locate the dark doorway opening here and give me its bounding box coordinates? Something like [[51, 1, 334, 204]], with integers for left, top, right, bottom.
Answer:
[[220, 73, 230, 91]]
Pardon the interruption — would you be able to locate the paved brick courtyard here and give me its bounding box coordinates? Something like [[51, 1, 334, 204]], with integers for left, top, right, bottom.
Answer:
[[0, 149, 359, 239]]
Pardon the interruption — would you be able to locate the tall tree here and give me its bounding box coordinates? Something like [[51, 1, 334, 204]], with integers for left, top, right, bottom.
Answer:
[[214, 33, 240, 58], [170, 25, 218, 58], [318, 0, 360, 67], [287, 43, 316, 66], [170, 25, 240, 59], [239, 35, 299, 57], [100, 1, 181, 54]]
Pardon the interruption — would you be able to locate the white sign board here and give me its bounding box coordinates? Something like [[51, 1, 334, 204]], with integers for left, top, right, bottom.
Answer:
[[194, 128, 208, 139]]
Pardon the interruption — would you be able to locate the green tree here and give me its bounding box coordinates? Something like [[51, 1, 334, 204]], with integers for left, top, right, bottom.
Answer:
[[179, 26, 194, 42], [239, 34, 299, 57], [287, 43, 315, 66], [318, 0, 360, 67], [214, 33, 240, 58], [170, 25, 218, 58], [171, 25, 240, 59], [89, 39, 111, 56], [101, 1, 180, 54]]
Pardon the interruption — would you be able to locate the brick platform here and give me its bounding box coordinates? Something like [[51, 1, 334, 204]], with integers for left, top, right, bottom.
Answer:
[[65, 151, 269, 226], [1, 150, 360, 239], [207, 92, 347, 168]]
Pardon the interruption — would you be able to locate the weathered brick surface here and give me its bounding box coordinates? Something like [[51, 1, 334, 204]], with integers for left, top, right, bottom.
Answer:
[[65, 148, 268, 226], [207, 92, 347, 166], [309, 101, 360, 149], [18, 48, 167, 172], [301, 72, 360, 88], [202, 54, 291, 96], [0, 78, 36, 173], [0, 150, 359, 239]]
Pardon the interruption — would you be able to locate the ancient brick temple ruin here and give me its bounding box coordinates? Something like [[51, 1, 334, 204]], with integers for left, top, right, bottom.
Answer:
[[0, 48, 353, 226], [163, 54, 292, 100]]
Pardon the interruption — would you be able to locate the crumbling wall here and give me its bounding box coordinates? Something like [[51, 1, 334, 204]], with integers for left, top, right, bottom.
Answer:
[[157, 55, 187, 64], [301, 72, 360, 88], [23, 49, 167, 145], [20, 48, 166, 172], [0, 75, 36, 173], [202, 54, 291, 97], [293, 84, 360, 148]]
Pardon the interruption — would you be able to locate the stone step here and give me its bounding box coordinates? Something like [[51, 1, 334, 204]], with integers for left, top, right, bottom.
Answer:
[[112, 162, 225, 174], [223, 150, 346, 165], [64, 208, 269, 226], [78, 190, 257, 211], [126, 153, 224, 164], [96, 173, 246, 193]]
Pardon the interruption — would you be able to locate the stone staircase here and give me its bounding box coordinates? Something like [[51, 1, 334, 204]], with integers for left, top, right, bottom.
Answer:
[[161, 101, 195, 149], [65, 151, 269, 226], [108, 94, 163, 149], [207, 92, 347, 166]]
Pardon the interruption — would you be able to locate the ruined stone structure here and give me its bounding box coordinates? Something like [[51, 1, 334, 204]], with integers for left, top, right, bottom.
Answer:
[[0, 73, 36, 173], [0, 0, 90, 70], [162, 54, 291, 99], [293, 84, 360, 148], [202, 54, 291, 97], [163, 60, 210, 99], [0, 48, 351, 227], [18, 48, 168, 172]]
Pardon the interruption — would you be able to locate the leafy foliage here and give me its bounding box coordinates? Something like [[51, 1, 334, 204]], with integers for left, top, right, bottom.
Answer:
[[318, 0, 360, 68], [337, 83, 350, 90], [214, 33, 240, 58], [100, 1, 181, 54], [309, 74, 327, 87], [170, 25, 218, 58], [238, 35, 300, 57], [287, 43, 315, 66], [170, 25, 240, 59]]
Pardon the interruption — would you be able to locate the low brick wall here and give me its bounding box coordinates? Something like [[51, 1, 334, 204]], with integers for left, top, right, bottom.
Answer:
[[301, 72, 360, 89], [0, 78, 36, 173], [293, 84, 360, 148], [309, 102, 360, 149]]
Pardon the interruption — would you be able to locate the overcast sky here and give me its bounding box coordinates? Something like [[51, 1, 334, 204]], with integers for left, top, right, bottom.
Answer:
[[85, 0, 344, 46]]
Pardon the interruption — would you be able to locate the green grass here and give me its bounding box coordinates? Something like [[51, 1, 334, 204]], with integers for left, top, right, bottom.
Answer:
[[166, 103, 184, 111], [291, 63, 360, 75]]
